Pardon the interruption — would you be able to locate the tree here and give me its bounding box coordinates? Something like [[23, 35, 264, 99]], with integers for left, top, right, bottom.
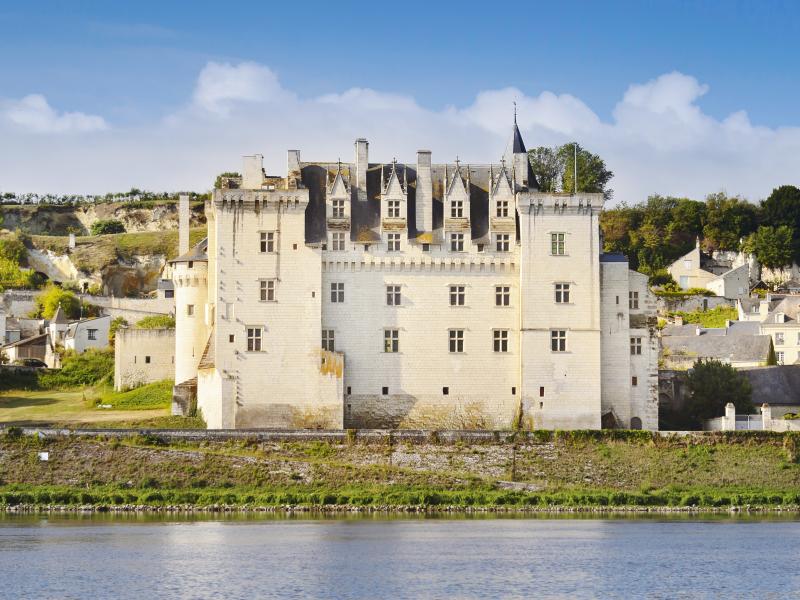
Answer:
[[559, 143, 614, 201], [109, 316, 129, 345], [90, 219, 125, 235], [527, 147, 562, 193], [760, 185, 800, 261], [527, 143, 613, 200], [135, 314, 176, 329], [0, 234, 26, 265], [214, 172, 241, 189], [702, 192, 758, 251], [743, 226, 794, 270], [32, 285, 81, 319], [685, 359, 753, 429]]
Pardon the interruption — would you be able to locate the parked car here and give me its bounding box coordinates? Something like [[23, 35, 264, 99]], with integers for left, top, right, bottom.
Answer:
[[12, 358, 48, 368]]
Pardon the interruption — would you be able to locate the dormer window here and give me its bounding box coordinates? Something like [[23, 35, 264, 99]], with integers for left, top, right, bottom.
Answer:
[[332, 199, 345, 218], [496, 200, 509, 217], [451, 200, 464, 218], [387, 199, 401, 218], [450, 233, 464, 252]]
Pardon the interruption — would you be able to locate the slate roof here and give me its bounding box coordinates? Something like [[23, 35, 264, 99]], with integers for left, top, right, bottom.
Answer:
[[197, 330, 215, 370], [51, 306, 67, 324], [157, 279, 174, 291], [1, 332, 48, 349], [740, 365, 800, 406], [171, 238, 208, 264], [600, 253, 629, 263], [762, 296, 800, 325], [662, 321, 761, 337], [661, 324, 772, 364]]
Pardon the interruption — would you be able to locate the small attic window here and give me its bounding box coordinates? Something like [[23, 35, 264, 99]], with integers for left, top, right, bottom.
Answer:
[[422, 244, 430, 252], [477, 244, 485, 252]]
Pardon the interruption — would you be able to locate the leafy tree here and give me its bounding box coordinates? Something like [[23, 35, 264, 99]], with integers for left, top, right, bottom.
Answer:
[[559, 143, 614, 200], [90, 219, 125, 235], [0, 234, 26, 265], [109, 316, 129, 345], [702, 192, 758, 251], [742, 226, 794, 270], [135, 314, 176, 329], [214, 172, 241, 189], [760, 185, 800, 261], [527, 147, 561, 193], [32, 285, 81, 319], [528, 143, 613, 200], [0, 258, 37, 291], [685, 359, 753, 429]]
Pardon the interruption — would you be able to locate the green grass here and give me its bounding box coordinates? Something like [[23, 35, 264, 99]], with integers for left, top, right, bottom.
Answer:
[[98, 380, 173, 410], [2, 432, 800, 509], [670, 305, 739, 328]]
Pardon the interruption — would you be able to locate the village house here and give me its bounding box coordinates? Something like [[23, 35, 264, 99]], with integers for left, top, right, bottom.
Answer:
[[666, 239, 752, 299], [660, 321, 773, 369], [170, 120, 660, 431]]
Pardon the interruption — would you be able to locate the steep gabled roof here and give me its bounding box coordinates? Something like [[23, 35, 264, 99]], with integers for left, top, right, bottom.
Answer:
[[51, 306, 68, 324], [445, 164, 468, 197], [382, 160, 406, 196], [491, 161, 513, 197], [328, 163, 350, 197]]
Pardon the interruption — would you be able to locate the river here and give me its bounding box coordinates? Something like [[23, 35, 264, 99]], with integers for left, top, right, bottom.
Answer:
[[2, 514, 799, 599]]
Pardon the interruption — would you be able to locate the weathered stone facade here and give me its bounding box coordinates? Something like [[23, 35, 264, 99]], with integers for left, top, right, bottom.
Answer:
[[173, 122, 659, 430]]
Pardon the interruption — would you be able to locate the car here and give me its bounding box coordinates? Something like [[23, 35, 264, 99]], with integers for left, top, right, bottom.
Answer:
[[12, 358, 48, 368]]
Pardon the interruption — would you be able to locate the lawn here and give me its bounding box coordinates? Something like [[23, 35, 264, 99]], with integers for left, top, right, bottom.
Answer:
[[0, 386, 170, 427]]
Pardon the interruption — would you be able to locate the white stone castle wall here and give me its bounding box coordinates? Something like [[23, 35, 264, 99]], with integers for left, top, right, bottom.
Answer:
[[114, 327, 175, 391]]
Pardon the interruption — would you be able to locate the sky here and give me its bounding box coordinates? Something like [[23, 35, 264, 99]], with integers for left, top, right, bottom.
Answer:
[[0, 0, 798, 204]]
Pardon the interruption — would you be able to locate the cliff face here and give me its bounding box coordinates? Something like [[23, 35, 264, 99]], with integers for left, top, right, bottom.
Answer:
[[0, 201, 205, 236]]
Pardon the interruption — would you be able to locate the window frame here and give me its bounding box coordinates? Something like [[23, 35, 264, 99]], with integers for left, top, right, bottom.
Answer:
[[246, 326, 264, 352], [387, 199, 401, 218], [495, 285, 511, 307], [331, 199, 345, 219], [322, 329, 335, 352], [386, 284, 401, 306], [259, 279, 276, 302], [496, 199, 509, 218], [629, 291, 640, 310], [331, 232, 346, 252], [493, 329, 509, 353], [87, 328, 97, 341], [387, 232, 401, 252], [550, 329, 567, 352], [449, 329, 465, 353], [775, 332, 785, 346], [555, 283, 571, 304], [450, 199, 464, 218], [550, 232, 566, 256], [260, 231, 276, 253], [186, 304, 195, 317], [330, 282, 344, 303], [450, 233, 464, 252], [449, 285, 466, 306], [630, 336, 642, 355], [384, 328, 399, 353], [495, 233, 510, 252]]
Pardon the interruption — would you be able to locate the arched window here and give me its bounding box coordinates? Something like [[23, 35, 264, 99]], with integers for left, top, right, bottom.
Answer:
[[630, 417, 642, 430]]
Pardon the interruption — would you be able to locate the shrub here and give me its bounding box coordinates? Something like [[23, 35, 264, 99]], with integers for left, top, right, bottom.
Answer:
[[90, 219, 125, 235], [32, 285, 81, 319], [102, 380, 172, 410], [135, 314, 175, 329], [38, 349, 114, 388], [109, 316, 129, 345], [0, 257, 37, 291], [0, 234, 27, 264]]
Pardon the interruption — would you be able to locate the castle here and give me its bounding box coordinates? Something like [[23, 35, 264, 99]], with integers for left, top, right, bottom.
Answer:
[[171, 120, 659, 430]]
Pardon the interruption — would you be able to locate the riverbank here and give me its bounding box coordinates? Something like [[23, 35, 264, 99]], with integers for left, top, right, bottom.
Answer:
[[2, 429, 800, 511]]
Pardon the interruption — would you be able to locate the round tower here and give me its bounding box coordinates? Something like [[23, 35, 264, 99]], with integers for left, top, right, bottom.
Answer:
[[171, 242, 209, 385]]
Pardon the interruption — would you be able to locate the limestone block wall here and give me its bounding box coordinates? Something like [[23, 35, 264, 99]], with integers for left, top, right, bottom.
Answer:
[[518, 193, 603, 429], [321, 248, 520, 430], [114, 327, 175, 390], [600, 260, 633, 427], [628, 271, 659, 429], [209, 190, 342, 429], [173, 260, 208, 385]]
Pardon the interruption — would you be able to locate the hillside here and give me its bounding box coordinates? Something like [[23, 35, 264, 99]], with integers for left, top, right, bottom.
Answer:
[[2, 431, 800, 510]]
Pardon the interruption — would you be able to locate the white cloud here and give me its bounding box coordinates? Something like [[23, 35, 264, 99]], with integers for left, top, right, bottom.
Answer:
[[0, 63, 798, 204], [2, 94, 107, 134]]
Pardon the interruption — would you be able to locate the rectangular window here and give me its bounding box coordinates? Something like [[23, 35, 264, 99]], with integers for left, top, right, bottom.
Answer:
[[246, 327, 263, 352], [386, 285, 401, 306], [387, 232, 401, 252], [259, 279, 275, 302], [387, 199, 401, 218], [495, 285, 510, 307], [331, 232, 346, 251], [449, 329, 464, 353], [145, 355, 151, 364], [630, 337, 642, 355], [450, 233, 464, 252], [493, 329, 509, 353], [330, 282, 344, 303], [229, 334, 235, 343], [632, 376, 638, 386], [777, 351, 785, 365], [260, 231, 275, 253], [496, 200, 509, 217], [187, 304, 194, 317], [550, 232, 565, 255], [322, 329, 335, 352], [451, 200, 464, 218], [164, 289, 174, 299], [332, 199, 345, 218], [555, 283, 570, 304], [443, 386, 449, 395], [382, 386, 389, 395], [422, 243, 430, 252], [87, 329, 97, 341], [550, 330, 567, 352], [384, 329, 399, 353], [449, 285, 465, 306], [629, 291, 639, 310], [775, 332, 785, 345], [797, 332, 800, 345], [495, 233, 510, 252]]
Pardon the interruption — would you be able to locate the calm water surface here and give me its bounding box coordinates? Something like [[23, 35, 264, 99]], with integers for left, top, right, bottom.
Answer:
[[2, 514, 800, 599]]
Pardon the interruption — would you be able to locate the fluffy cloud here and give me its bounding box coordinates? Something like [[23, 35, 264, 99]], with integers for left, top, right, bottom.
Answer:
[[0, 63, 798, 203], [1, 94, 107, 134]]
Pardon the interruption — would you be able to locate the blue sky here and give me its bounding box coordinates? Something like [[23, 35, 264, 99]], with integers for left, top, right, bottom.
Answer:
[[0, 0, 798, 200]]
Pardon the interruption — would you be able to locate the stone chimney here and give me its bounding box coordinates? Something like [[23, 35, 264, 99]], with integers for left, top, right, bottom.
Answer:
[[355, 138, 369, 202], [178, 194, 190, 256], [242, 154, 264, 189], [415, 150, 433, 232]]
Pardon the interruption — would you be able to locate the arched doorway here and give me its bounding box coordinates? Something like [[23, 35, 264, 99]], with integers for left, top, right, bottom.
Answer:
[[630, 417, 642, 430]]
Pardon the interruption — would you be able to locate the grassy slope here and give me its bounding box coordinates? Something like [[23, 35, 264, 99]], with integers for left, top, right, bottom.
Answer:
[[29, 227, 206, 272], [2, 433, 800, 508]]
